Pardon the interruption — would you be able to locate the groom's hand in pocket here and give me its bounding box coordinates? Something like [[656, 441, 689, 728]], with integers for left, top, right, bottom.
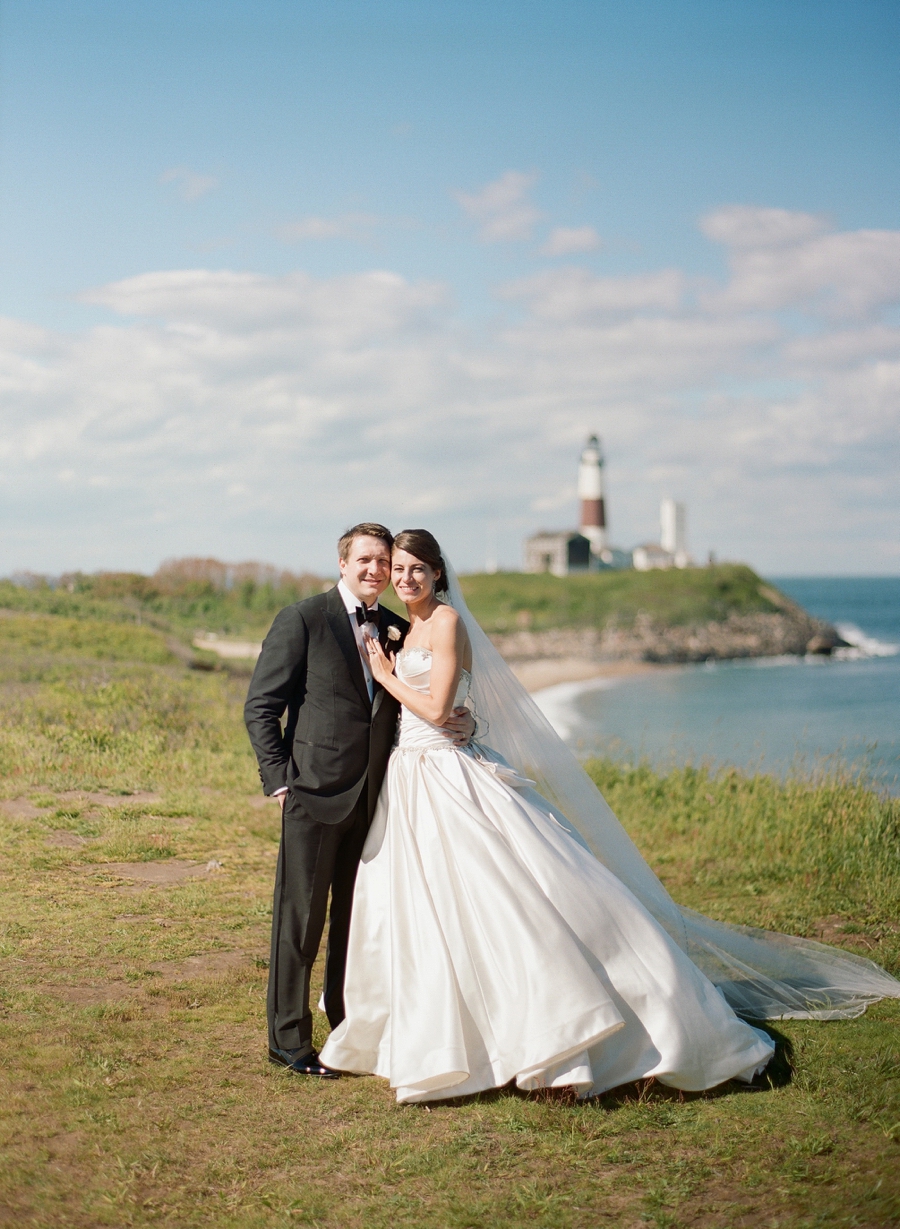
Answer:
[[442, 707, 476, 746]]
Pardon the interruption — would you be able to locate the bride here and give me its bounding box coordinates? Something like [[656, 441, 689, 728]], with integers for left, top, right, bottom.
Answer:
[[320, 530, 899, 1103]]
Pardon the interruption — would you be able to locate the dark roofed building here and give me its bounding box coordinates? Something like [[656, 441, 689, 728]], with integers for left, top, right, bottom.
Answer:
[[523, 531, 592, 577]]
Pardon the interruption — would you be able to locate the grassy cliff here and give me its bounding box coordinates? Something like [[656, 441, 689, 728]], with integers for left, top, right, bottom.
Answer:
[[453, 564, 791, 633], [3, 561, 830, 671]]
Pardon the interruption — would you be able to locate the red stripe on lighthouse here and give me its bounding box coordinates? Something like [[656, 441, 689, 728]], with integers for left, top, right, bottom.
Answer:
[[581, 498, 604, 528]]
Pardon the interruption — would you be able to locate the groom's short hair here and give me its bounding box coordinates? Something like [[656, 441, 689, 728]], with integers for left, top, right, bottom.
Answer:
[[338, 522, 394, 560]]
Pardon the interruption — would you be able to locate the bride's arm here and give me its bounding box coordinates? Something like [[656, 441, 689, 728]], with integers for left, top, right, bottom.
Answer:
[[365, 607, 466, 725]]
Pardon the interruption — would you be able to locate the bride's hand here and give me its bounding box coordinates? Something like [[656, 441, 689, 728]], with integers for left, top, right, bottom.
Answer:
[[364, 633, 394, 684]]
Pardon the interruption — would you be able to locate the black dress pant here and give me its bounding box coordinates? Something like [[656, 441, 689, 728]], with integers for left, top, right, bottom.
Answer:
[[267, 789, 369, 1054]]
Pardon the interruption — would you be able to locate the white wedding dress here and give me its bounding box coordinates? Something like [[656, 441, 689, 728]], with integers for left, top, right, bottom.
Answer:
[[320, 647, 777, 1103]]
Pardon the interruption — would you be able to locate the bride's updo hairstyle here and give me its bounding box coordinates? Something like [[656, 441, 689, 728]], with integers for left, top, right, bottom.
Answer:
[[393, 529, 450, 596]]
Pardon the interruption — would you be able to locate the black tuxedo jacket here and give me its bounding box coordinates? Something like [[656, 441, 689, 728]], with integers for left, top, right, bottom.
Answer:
[[244, 586, 409, 825]]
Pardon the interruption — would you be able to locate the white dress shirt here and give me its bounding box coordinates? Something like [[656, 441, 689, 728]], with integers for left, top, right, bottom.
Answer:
[[337, 579, 379, 701]]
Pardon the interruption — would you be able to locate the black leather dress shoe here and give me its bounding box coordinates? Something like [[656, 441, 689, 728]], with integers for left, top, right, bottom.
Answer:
[[268, 1047, 340, 1078]]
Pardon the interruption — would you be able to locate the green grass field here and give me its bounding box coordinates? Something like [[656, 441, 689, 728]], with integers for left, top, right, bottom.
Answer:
[[1, 611, 898, 1227]]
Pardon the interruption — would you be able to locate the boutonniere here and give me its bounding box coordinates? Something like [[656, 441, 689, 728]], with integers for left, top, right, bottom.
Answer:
[[386, 625, 402, 642]]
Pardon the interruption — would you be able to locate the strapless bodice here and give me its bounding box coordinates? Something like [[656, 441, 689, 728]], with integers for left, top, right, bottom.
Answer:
[[395, 647, 471, 751]]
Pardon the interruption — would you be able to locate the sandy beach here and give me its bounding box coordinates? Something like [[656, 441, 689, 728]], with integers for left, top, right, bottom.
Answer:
[[193, 634, 263, 659], [193, 634, 663, 695], [194, 634, 660, 695], [509, 656, 661, 693]]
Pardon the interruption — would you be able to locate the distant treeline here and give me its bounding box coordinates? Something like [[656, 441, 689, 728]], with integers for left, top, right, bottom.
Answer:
[[11, 557, 327, 599], [0, 558, 331, 639]]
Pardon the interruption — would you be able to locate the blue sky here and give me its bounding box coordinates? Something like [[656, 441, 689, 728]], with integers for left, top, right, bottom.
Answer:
[[1, 0, 899, 575]]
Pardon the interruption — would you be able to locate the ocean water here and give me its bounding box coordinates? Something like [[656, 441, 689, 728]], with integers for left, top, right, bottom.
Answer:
[[534, 577, 900, 793]]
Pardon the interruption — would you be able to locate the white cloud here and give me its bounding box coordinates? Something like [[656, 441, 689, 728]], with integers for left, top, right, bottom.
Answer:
[[501, 267, 686, 320], [701, 205, 900, 317], [455, 170, 542, 242], [80, 268, 448, 338], [159, 167, 219, 202], [277, 213, 380, 243], [540, 226, 602, 257], [783, 323, 900, 368], [2, 205, 900, 574], [700, 205, 828, 249]]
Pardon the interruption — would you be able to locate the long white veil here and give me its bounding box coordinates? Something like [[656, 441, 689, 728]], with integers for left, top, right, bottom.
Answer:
[[444, 561, 899, 1021]]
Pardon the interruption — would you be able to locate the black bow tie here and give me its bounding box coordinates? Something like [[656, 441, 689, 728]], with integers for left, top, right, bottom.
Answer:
[[355, 605, 379, 627]]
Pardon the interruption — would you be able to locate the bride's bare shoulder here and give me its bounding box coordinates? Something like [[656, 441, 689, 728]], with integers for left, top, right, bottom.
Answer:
[[429, 602, 462, 643], [429, 603, 472, 670], [432, 602, 459, 627]]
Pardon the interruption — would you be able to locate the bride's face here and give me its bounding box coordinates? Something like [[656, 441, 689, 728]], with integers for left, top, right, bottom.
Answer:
[[392, 549, 439, 605]]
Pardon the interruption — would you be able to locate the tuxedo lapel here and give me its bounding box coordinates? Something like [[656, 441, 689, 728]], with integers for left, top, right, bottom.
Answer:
[[323, 586, 371, 710]]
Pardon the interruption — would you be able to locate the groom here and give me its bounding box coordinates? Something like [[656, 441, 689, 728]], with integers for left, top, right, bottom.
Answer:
[[244, 522, 474, 1076]]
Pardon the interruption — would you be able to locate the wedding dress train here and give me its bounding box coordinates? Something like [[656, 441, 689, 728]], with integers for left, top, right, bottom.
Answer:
[[321, 648, 776, 1102]]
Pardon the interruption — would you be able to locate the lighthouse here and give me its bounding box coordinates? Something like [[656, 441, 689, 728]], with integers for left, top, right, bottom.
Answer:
[[524, 433, 627, 573], [578, 435, 608, 556]]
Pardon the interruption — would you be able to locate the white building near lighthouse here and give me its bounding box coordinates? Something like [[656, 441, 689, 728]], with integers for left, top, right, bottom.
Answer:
[[523, 530, 592, 577], [661, 498, 692, 568], [633, 499, 693, 570]]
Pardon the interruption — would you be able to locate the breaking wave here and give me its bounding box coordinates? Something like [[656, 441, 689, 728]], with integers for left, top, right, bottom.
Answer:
[[834, 623, 900, 660]]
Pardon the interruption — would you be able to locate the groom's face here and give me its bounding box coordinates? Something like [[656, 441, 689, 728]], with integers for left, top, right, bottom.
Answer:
[[339, 534, 392, 605]]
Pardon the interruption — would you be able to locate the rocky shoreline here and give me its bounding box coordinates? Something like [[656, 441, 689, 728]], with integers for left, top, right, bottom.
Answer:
[[492, 608, 846, 669]]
